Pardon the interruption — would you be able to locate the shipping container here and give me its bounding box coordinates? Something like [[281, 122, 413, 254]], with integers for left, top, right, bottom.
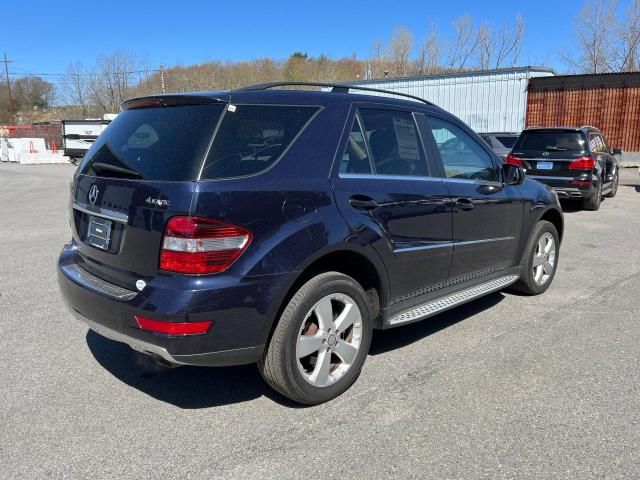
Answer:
[[351, 67, 555, 133], [527, 72, 640, 154]]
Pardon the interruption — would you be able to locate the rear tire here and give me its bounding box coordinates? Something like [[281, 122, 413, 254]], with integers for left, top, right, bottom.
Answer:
[[583, 180, 602, 211], [511, 220, 560, 296], [604, 170, 618, 198], [258, 272, 373, 405]]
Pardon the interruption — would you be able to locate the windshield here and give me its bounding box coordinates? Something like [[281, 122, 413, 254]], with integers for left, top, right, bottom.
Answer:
[[79, 103, 225, 181], [514, 131, 587, 153]]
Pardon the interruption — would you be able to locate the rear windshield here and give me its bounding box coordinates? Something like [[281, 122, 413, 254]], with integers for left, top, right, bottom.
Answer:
[[514, 131, 586, 153], [79, 103, 224, 181], [495, 136, 518, 148], [200, 105, 319, 179]]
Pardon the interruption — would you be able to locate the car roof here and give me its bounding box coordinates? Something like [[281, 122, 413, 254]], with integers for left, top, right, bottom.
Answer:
[[478, 132, 520, 136], [122, 83, 448, 115], [522, 126, 601, 134]]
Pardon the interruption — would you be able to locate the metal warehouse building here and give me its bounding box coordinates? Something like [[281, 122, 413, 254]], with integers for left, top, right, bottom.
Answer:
[[353, 67, 555, 133]]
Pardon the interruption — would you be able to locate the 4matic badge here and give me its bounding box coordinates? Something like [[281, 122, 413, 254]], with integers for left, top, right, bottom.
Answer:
[[145, 196, 170, 208]]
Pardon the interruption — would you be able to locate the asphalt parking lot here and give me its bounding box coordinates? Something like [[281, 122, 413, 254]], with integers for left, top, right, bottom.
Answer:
[[1, 163, 639, 479]]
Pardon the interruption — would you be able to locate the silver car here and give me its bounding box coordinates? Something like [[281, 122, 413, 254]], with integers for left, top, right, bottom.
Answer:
[[479, 132, 520, 160]]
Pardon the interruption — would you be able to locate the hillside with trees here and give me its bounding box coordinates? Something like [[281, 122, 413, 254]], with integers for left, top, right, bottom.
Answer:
[[1, 0, 639, 124]]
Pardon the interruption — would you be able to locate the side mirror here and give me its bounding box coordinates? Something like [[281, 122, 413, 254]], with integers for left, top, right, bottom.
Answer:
[[503, 163, 525, 185], [612, 148, 622, 156]]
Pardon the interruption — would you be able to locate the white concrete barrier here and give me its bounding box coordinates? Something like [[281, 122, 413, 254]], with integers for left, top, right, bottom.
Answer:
[[0, 137, 67, 164], [17, 151, 68, 164], [1, 137, 8, 162]]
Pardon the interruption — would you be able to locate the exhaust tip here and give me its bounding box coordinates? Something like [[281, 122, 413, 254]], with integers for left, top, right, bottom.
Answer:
[[147, 352, 181, 368]]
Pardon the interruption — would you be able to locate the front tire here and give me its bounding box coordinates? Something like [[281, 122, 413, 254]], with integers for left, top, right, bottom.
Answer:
[[258, 272, 373, 405], [511, 220, 560, 295]]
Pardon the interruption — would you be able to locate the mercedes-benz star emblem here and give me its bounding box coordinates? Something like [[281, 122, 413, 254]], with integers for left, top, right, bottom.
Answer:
[[88, 185, 99, 205]]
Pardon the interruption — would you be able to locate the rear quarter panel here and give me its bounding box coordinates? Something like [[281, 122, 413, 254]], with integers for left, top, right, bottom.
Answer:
[[516, 177, 564, 259]]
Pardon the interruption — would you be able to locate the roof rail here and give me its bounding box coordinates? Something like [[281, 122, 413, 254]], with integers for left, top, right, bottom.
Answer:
[[235, 82, 434, 106], [580, 125, 599, 131]]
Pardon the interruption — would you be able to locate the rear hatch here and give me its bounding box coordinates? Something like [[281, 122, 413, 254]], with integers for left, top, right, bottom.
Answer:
[[70, 96, 227, 289], [510, 129, 588, 186]]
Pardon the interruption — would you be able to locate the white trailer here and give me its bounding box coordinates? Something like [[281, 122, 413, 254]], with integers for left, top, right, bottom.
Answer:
[[61, 119, 111, 163]]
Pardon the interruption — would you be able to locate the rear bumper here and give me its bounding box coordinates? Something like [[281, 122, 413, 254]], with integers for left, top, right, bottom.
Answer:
[[57, 242, 291, 367], [71, 308, 264, 367], [529, 175, 597, 199]]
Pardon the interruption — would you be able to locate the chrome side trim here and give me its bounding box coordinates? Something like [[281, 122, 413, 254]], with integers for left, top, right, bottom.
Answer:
[[454, 236, 515, 247], [339, 173, 442, 182], [394, 237, 514, 254], [394, 242, 453, 253], [442, 178, 503, 186], [63, 263, 137, 301], [389, 274, 519, 326], [72, 203, 129, 224]]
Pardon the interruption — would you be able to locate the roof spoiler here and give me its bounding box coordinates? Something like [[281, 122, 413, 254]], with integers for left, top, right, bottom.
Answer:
[[122, 94, 229, 110]]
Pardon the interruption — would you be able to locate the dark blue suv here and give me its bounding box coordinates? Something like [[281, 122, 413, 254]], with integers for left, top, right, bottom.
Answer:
[[57, 83, 564, 404]]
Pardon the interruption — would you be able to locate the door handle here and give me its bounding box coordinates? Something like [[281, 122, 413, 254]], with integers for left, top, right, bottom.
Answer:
[[349, 196, 379, 210], [455, 198, 475, 211]]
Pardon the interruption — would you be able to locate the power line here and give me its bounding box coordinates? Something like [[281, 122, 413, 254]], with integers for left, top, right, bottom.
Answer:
[[8, 69, 160, 78]]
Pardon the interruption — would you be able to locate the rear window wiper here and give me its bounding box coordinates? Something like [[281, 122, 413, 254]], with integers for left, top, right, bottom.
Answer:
[[543, 146, 569, 152], [91, 162, 143, 179]]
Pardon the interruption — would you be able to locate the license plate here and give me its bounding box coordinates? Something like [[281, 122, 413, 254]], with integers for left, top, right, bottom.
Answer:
[[87, 216, 112, 250], [537, 161, 553, 170]]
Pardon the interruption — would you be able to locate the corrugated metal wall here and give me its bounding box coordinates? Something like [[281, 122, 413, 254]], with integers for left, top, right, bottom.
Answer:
[[352, 67, 554, 133], [527, 73, 640, 152]]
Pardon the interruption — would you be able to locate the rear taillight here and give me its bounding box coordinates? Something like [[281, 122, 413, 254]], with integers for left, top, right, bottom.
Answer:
[[135, 315, 212, 335], [160, 216, 252, 274], [505, 153, 523, 167], [568, 157, 596, 170]]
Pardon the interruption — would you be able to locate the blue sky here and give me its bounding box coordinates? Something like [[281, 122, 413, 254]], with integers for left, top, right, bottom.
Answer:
[[3, 0, 589, 80]]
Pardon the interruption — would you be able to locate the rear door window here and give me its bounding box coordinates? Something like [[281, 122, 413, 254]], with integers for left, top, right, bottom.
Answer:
[[589, 133, 607, 153], [357, 108, 428, 176], [426, 116, 498, 182], [339, 115, 372, 174], [201, 105, 319, 179], [79, 103, 225, 181]]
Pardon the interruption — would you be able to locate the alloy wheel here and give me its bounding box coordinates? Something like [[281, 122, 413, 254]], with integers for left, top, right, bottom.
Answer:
[[532, 232, 556, 286], [296, 293, 363, 387]]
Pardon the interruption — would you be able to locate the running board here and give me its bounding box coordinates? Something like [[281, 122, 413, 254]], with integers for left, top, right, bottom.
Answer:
[[388, 274, 519, 326]]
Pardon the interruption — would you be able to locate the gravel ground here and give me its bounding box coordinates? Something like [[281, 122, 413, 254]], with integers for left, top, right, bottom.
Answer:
[[1, 163, 639, 479]]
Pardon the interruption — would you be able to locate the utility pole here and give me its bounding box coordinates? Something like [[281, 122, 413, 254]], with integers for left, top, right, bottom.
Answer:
[[160, 63, 166, 94], [2, 53, 14, 121]]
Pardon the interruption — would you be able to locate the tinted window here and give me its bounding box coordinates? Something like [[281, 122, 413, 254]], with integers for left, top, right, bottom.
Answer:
[[589, 133, 608, 153], [358, 109, 428, 176], [339, 116, 372, 174], [514, 131, 587, 153], [495, 136, 518, 148], [480, 135, 492, 146], [427, 116, 498, 182], [79, 104, 225, 181], [201, 105, 318, 179]]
